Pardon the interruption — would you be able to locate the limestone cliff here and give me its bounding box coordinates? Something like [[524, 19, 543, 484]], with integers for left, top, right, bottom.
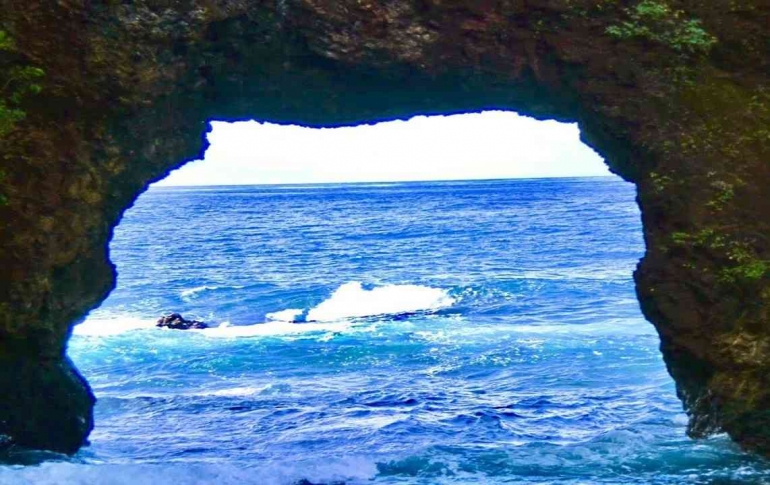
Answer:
[[0, 0, 767, 455]]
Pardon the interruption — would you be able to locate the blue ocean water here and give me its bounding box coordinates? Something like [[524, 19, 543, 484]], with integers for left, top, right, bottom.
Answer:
[[3, 177, 769, 484]]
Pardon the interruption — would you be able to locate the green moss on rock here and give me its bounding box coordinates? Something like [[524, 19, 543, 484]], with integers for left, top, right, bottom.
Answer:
[[606, 0, 718, 54]]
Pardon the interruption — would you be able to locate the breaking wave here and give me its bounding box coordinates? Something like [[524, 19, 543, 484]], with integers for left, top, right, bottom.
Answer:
[[305, 282, 454, 322], [73, 282, 455, 337]]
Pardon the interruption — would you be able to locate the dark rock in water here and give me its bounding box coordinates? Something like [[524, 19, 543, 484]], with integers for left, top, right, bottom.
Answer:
[[0, 355, 94, 457], [156, 313, 208, 330]]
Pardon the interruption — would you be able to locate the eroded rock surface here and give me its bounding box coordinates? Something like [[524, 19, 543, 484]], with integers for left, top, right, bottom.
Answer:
[[157, 313, 208, 330], [0, 0, 767, 455]]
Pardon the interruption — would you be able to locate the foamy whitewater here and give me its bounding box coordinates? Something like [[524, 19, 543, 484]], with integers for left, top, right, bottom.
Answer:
[[2, 178, 768, 484]]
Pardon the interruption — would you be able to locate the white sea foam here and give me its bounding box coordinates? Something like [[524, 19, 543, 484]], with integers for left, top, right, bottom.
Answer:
[[179, 285, 220, 300], [198, 386, 264, 397], [180, 284, 247, 300], [73, 317, 157, 336], [305, 281, 454, 322], [265, 308, 304, 322], [200, 320, 352, 338], [71, 314, 352, 339], [72, 282, 453, 338], [0, 457, 379, 485]]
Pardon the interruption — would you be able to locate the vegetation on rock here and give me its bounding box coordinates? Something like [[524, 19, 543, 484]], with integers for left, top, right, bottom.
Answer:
[[671, 228, 769, 284], [0, 30, 44, 138], [606, 0, 718, 54], [0, 30, 44, 205]]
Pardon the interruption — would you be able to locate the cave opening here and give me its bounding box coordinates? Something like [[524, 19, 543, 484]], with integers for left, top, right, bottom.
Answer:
[[78, 110, 631, 331], [59, 111, 711, 481], [1, 1, 767, 480]]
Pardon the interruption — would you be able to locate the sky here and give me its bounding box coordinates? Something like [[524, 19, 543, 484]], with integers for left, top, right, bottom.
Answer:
[[157, 111, 610, 186]]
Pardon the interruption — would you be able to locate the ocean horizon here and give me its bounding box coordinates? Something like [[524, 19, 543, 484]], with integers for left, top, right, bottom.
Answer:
[[2, 177, 767, 484]]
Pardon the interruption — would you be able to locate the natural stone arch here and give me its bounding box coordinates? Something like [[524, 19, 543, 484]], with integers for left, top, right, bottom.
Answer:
[[0, 1, 767, 456]]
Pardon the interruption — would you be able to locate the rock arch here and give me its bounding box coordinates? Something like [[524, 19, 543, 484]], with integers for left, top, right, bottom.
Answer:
[[0, 1, 767, 455]]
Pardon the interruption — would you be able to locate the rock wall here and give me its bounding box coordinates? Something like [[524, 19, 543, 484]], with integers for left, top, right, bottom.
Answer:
[[0, 0, 767, 455]]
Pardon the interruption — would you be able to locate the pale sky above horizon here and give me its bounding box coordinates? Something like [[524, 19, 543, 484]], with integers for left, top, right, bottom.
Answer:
[[156, 111, 611, 187]]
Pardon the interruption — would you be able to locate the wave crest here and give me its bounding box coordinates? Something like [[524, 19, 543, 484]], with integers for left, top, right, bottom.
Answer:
[[305, 282, 454, 322], [72, 282, 454, 338]]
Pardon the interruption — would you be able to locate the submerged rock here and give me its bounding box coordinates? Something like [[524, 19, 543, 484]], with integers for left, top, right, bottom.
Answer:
[[156, 313, 208, 330]]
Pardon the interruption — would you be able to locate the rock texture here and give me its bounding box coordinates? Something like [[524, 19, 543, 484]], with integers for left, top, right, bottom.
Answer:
[[157, 313, 208, 330], [0, 0, 767, 455]]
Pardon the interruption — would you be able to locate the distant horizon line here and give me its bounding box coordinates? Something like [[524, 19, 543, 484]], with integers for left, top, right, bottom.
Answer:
[[154, 174, 620, 189]]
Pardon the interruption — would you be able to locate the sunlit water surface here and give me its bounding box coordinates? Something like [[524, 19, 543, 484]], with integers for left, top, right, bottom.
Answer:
[[2, 178, 768, 484]]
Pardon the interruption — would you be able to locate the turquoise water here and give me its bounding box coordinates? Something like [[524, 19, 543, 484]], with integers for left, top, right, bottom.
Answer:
[[2, 178, 768, 484]]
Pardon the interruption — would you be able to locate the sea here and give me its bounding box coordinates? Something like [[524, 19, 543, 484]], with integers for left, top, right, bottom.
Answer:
[[2, 177, 768, 484]]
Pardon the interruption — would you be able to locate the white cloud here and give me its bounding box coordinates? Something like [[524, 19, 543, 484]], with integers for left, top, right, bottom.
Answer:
[[157, 111, 609, 186]]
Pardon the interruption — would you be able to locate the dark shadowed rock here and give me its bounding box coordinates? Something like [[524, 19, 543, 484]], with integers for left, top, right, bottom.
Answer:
[[156, 313, 208, 330], [0, 354, 94, 456]]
